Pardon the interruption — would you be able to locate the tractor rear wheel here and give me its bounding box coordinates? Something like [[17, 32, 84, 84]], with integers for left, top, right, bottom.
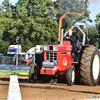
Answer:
[[66, 66, 75, 86], [80, 46, 100, 86], [29, 63, 38, 83]]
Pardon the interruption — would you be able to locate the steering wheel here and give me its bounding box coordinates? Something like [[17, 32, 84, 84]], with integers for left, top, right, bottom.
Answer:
[[63, 37, 69, 41]]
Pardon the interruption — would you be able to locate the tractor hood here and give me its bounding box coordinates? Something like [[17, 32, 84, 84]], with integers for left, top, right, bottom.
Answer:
[[44, 41, 72, 52]]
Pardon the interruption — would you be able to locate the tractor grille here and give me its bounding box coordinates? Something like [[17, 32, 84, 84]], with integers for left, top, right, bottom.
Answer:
[[45, 52, 57, 62]]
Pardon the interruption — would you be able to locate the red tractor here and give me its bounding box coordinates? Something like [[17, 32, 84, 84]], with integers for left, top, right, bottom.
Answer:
[[29, 13, 100, 86]]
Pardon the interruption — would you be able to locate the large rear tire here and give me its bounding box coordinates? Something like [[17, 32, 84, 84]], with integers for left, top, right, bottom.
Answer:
[[66, 66, 75, 86], [80, 46, 100, 86], [29, 63, 38, 83]]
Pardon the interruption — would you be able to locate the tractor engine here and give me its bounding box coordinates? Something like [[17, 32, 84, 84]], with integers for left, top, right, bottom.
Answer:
[[40, 41, 72, 76]]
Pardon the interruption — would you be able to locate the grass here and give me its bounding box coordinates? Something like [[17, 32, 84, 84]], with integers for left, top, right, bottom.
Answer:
[[0, 70, 29, 75]]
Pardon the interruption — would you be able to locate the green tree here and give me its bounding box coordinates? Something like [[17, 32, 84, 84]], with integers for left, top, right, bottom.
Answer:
[[95, 13, 100, 28], [55, 0, 87, 29], [94, 12, 100, 48], [15, 0, 58, 51], [0, 0, 14, 53], [83, 26, 99, 47], [95, 13, 100, 34], [0, 0, 58, 53]]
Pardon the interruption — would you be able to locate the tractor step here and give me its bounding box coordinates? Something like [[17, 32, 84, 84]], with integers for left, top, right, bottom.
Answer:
[[72, 62, 78, 64]]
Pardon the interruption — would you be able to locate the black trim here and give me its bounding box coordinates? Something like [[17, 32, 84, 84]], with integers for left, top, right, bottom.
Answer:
[[59, 52, 71, 54]]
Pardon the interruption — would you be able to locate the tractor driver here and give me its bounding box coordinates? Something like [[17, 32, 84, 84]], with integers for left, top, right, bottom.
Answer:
[[65, 29, 78, 60]]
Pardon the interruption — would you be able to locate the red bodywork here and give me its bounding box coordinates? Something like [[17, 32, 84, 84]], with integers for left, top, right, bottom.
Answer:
[[40, 12, 86, 79], [40, 41, 73, 76]]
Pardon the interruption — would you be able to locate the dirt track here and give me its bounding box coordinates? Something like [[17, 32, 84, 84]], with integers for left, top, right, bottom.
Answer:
[[0, 75, 100, 100]]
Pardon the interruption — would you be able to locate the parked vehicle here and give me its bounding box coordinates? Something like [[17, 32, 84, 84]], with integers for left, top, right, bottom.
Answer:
[[19, 53, 35, 66], [7, 44, 22, 54], [19, 45, 43, 66]]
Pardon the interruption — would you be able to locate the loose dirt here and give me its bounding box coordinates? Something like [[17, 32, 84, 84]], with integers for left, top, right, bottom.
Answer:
[[0, 75, 100, 100]]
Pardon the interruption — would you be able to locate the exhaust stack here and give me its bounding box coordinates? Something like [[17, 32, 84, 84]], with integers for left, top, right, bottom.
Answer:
[[60, 28, 64, 45]]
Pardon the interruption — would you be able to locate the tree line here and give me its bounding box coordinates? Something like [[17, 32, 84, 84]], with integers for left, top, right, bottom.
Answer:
[[0, 0, 100, 53]]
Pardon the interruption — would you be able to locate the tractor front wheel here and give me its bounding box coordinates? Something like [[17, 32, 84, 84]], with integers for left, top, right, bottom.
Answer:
[[29, 63, 38, 83], [66, 66, 75, 86]]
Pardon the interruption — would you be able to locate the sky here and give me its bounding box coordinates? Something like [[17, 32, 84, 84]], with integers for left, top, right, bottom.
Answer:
[[0, 0, 100, 25], [89, 0, 100, 25]]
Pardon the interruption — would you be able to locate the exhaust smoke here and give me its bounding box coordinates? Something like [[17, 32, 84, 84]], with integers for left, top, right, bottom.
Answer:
[[58, 0, 85, 15], [57, 0, 87, 28]]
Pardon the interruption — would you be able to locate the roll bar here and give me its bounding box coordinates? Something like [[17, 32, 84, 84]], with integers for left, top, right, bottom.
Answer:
[[64, 26, 86, 45], [58, 13, 85, 43]]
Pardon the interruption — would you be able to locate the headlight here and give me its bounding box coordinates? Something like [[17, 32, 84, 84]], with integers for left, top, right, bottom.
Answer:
[[44, 46, 48, 50], [44, 46, 58, 51], [53, 46, 58, 51]]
